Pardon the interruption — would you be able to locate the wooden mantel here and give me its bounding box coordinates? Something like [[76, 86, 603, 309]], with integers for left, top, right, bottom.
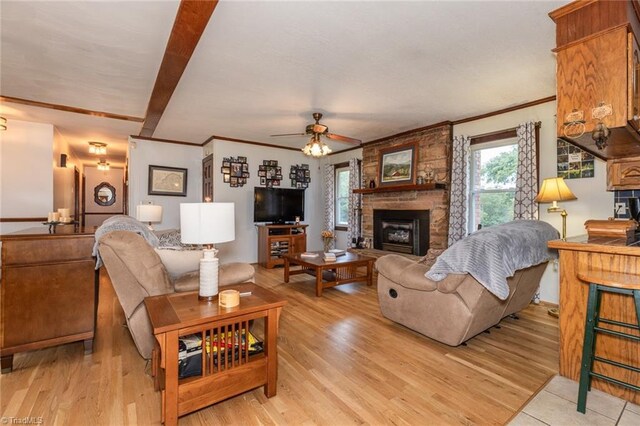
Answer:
[[353, 182, 446, 194]]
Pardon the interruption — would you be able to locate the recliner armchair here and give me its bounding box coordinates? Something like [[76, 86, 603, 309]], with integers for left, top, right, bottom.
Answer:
[[98, 230, 254, 359]]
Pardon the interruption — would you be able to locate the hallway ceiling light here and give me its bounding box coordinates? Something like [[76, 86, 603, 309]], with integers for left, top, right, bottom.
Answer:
[[302, 134, 332, 157], [97, 160, 110, 171], [89, 142, 107, 155]]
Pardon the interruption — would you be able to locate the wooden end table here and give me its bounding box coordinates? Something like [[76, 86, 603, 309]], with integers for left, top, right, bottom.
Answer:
[[283, 251, 375, 296], [144, 283, 286, 426]]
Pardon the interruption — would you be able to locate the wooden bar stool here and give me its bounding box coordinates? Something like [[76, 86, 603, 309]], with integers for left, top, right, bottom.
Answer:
[[576, 271, 640, 413]]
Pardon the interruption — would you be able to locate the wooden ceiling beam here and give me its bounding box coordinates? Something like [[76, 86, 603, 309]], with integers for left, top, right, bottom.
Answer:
[[139, 0, 219, 137]]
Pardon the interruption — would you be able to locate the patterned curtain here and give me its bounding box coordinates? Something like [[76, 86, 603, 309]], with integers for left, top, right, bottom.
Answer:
[[347, 158, 361, 247], [514, 122, 539, 220], [323, 164, 335, 249], [448, 135, 470, 246]]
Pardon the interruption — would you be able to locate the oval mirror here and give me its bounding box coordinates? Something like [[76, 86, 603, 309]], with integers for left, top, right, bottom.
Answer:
[[94, 182, 116, 206]]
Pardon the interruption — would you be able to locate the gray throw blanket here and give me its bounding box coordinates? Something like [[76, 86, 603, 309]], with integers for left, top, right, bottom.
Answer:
[[425, 220, 559, 300], [92, 215, 159, 269]]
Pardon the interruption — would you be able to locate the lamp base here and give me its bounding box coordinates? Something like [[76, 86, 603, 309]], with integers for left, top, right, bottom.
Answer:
[[199, 248, 219, 300]]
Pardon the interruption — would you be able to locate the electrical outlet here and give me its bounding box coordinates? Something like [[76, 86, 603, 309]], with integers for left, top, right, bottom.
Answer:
[[615, 202, 627, 215]]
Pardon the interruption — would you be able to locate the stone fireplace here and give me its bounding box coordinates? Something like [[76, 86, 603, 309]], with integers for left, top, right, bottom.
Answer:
[[373, 209, 429, 256], [361, 123, 452, 250]]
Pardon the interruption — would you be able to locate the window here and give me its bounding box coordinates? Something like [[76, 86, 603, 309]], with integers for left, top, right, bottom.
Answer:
[[335, 166, 350, 228], [468, 141, 518, 232]]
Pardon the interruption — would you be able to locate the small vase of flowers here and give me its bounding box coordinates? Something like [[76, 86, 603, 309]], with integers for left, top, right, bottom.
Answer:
[[321, 230, 334, 253]]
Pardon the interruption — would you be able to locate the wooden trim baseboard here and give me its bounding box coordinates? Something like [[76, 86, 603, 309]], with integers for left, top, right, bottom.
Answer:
[[0, 217, 47, 223], [363, 121, 453, 146], [452, 96, 556, 125], [205, 135, 302, 152], [131, 135, 202, 147], [328, 145, 363, 155], [0, 95, 144, 122], [83, 212, 124, 216]]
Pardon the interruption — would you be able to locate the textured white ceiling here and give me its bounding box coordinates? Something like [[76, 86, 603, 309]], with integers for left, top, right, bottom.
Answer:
[[1, 0, 566, 158], [0, 0, 179, 116]]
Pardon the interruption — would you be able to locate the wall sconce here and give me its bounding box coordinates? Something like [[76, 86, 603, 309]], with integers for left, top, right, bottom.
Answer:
[[89, 142, 108, 155]]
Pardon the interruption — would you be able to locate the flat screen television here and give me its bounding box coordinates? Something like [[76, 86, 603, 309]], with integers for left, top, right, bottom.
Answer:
[[254, 187, 305, 223]]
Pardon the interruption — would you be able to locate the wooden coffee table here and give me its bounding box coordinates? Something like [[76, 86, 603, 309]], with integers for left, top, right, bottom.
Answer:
[[144, 283, 286, 426], [283, 251, 375, 296]]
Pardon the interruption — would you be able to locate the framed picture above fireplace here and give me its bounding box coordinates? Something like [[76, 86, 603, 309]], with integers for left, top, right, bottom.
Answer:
[[378, 142, 417, 186]]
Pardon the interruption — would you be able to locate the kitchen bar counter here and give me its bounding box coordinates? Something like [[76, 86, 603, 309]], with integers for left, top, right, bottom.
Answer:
[[548, 236, 640, 404]]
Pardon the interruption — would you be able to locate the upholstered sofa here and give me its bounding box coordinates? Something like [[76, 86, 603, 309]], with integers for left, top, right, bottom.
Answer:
[[376, 220, 557, 346], [98, 230, 254, 359]]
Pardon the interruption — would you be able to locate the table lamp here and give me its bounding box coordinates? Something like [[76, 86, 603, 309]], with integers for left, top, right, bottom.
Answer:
[[136, 204, 163, 230], [535, 177, 577, 240], [180, 202, 235, 301]]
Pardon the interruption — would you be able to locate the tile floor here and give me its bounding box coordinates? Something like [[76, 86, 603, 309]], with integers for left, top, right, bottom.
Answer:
[[509, 376, 640, 426]]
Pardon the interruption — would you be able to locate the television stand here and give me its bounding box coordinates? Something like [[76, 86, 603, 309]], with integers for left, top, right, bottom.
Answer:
[[256, 224, 308, 269]]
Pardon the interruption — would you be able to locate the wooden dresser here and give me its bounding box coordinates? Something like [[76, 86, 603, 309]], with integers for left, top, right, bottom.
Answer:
[[0, 225, 98, 373], [549, 235, 640, 404]]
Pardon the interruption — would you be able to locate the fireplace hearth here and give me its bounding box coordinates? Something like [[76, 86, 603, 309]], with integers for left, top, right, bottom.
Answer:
[[373, 209, 429, 256]]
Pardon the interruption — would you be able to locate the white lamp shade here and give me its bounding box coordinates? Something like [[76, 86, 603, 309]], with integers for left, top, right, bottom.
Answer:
[[137, 204, 163, 223], [180, 203, 235, 245]]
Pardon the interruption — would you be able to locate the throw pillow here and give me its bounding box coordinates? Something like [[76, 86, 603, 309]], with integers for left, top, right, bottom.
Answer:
[[154, 248, 203, 279]]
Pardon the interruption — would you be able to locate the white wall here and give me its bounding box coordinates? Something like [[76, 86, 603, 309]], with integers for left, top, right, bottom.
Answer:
[[453, 100, 614, 304], [53, 127, 82, 219], [210, 140, 323, 263], [320, 148, 363, 250], [128, 137, 203, 229], [84, 166, 125, 227], [0, 119, 54, 234]]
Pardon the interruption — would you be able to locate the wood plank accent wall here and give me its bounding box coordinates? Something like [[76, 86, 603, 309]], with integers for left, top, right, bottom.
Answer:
[[360, 123, 452, 249]]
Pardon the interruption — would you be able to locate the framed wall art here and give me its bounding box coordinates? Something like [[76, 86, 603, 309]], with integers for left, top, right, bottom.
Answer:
[[378, 142, 417, 186], [557, 139, 594, 179], [221, 156, 249, 187], [290, 164, 311, 189], [148, 165, 188, 196], [258, 160, 282, 187]]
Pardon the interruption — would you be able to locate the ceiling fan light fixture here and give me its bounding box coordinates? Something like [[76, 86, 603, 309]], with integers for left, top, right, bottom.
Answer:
[[302, 135, 332, 158]]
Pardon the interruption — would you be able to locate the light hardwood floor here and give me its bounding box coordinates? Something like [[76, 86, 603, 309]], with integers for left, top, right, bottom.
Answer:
[[0, 265, 559, 425]]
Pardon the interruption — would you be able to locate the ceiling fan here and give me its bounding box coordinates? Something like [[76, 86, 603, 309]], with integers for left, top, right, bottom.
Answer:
[[270, 112, 362, 145]]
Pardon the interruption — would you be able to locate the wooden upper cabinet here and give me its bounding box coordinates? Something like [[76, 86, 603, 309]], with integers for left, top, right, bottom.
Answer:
[[607, 155, 640, 189], [551, 0, 640, 160], [556, 27, 629, 136]]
